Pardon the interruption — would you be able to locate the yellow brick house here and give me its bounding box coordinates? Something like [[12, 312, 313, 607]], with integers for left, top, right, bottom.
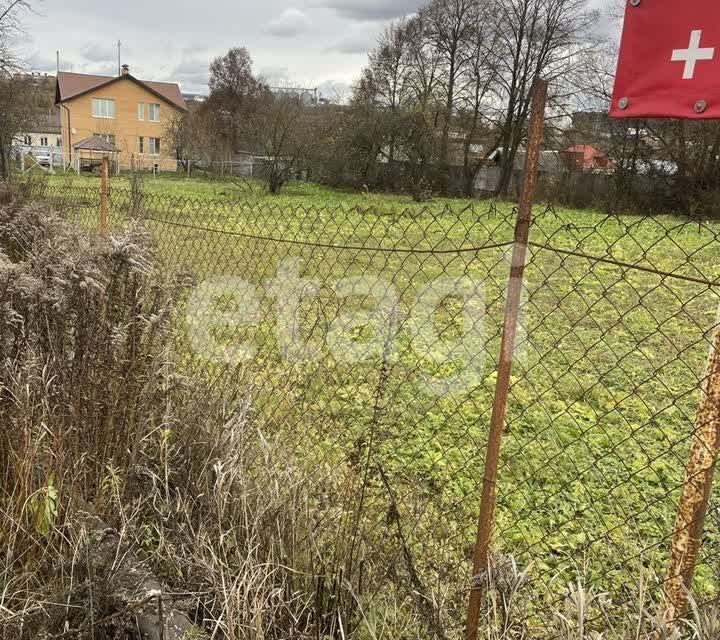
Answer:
[[55, 65, 187, 171]]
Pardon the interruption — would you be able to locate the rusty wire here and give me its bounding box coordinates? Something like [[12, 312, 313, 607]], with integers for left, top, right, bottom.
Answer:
[[24, 181, 720, 636]]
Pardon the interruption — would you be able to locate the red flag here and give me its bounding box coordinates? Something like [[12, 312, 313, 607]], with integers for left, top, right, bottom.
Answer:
[[611, 0, 720, 119]]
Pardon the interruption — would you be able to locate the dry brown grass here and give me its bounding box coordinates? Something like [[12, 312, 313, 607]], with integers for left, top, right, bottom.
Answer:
[[1, 185, 719, 639]]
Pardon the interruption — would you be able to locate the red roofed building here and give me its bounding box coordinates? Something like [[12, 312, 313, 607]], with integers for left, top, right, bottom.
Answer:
[[561, 145, 614, 172]]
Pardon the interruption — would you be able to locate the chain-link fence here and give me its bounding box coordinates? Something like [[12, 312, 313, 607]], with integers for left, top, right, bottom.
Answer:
[[21, 180, 720, 636]]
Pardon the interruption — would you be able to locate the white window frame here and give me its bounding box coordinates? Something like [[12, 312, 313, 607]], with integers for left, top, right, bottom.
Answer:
[[92, 98, 115, 119], [138, 103, 145, 121], [56, 137, 62, 147], [148, 137, 160, 156], [40, 136, 48, 146], [23, 135, 32, 145], [148, 103, 160, 122]]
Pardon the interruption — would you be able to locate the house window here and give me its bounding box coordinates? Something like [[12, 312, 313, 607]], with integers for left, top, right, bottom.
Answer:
[[23, 135, 32, 145], [40, 136, 48, 146], [94, 133, 116, 146], [148, 103, 160, 122], [138, 136, 144, 154], [148, 137, 160, 155], [56, 137, 62, 147], [138, 103, 145, 121], [92, 98, 115, 119]]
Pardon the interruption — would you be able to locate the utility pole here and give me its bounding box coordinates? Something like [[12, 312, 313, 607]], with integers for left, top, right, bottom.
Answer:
[[117, 40, 121, 76], [56, 51, 60, 74]]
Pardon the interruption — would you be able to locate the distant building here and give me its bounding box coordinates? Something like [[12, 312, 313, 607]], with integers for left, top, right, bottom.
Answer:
[[11, 73, 63, 167], [71, 134, 122, 173], [270, 86, 318, 105], [16, 111, 62, 151], [474, 148, 565, 193], [268, 86, 339, 106], [561, 145, 614, 172], [182, 93, 207, 102]]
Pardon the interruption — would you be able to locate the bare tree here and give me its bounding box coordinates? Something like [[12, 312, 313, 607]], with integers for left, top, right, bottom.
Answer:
[[341, 70, 395, 186], [325, 0, 601, 199], [165, 107, 232, 174], [0, 0, 32, 73], [207, 47, 265, 153], [404, 16, 443, 108], [344, 17, 442, 193], [421, 0, 479, 194], [396, 104, 439, 201], [489, 0, 598, 196], [0, 0, 35, 178], [164, 111, 186, 168], [250, 91, 314, 194], [367, 20, 414, 165], [0, 75, 36, 177], [455, 3, 500, 196]]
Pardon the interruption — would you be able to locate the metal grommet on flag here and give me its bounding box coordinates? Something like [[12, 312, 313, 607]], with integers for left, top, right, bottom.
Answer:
[[611, 0, 720, 119], [618, 97, 630, 110]]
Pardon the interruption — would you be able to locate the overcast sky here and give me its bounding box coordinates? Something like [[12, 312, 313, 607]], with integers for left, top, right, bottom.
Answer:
[[20, 0, 617, 98]]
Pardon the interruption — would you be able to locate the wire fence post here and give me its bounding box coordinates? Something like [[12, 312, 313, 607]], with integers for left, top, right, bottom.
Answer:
[[664, 308, 720, 620], [100, 156, 109, 236], [464, 77, 548, 640]]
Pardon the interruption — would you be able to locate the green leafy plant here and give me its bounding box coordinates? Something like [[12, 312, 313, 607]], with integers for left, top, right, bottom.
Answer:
[[29, 473, 58, 537]]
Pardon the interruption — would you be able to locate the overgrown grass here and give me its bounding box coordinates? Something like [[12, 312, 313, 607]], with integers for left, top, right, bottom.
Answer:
[[8, 177, 720, 638], [41, 170, 494, 211]]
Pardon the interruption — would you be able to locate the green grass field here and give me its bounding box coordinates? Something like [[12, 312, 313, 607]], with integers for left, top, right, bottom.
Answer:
[[29, 172, 720, 627], [42, 170, 479, 211]]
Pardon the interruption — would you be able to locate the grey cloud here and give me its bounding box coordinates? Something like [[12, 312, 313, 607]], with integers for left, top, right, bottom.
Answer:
[[172, 58, 211, 91], [80, 42, 122, 64], [27, 51, 58, 73], [329, 36, 372, 55], [77, 62, 118, 76], [319, 0, 420, 21], [174, 59, 209, 77], [266, 8, 311, 37], [259, 65, 291, 84], [327, 23, 380, 54], [22, 0, 380, 96], [317, 80, 351, 102], [182, 45, 211, 56]]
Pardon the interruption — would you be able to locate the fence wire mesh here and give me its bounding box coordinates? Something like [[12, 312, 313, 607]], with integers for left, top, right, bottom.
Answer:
[[22, 180, 720, 636]]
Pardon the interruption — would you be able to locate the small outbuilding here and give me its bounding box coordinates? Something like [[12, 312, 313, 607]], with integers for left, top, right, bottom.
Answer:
[[561, 145, 614, 172], [72, 135, 121, 174]]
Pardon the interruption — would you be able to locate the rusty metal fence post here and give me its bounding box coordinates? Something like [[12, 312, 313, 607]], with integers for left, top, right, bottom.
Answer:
[[664, 306, 720, 620], [100, 156, 109, 236], [464, 78, 548, 640]]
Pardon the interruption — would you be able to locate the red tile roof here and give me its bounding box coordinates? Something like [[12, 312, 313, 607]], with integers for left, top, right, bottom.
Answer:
[[562, 144, 614, 171], [56, 72, 187, 112], [564, 144, 605, 161]]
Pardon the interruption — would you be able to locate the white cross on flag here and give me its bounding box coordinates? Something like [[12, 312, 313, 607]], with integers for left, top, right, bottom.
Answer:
[[611, 0, 720, 118]]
